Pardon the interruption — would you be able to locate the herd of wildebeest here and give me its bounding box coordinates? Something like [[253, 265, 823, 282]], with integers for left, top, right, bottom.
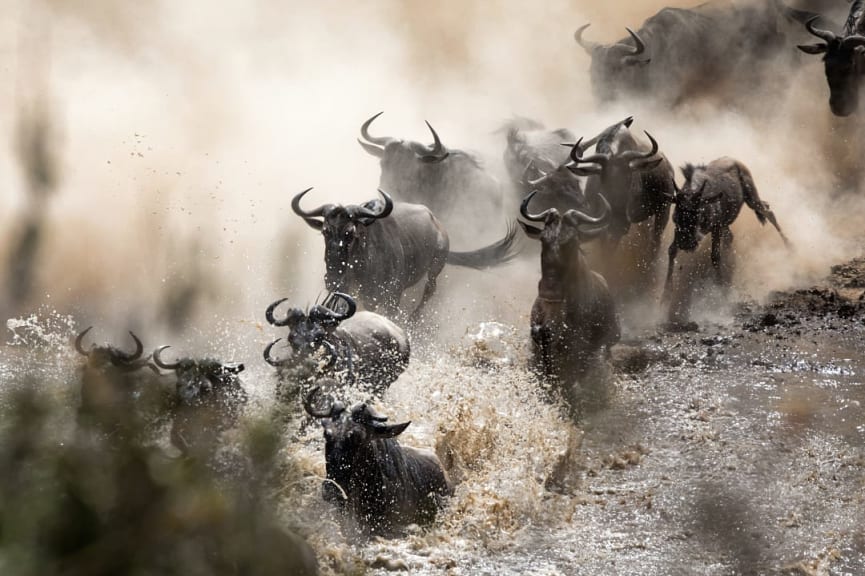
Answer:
[[68, 0, 864, 540]]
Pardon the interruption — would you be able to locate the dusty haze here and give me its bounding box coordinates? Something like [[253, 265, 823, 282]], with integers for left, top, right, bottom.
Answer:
[[0, 0, 863, 353]]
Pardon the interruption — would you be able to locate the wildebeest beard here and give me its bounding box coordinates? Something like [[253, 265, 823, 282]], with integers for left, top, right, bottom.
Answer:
[[321, 207, 367, 293]]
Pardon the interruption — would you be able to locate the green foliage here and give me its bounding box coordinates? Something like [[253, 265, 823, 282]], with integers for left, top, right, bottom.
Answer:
[[0, 379, 318, 576]]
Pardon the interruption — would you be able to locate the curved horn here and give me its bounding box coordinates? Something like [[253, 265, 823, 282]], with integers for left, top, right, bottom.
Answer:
[[263, 338, 289, 367], [805, 16, 836, 43], [352, 189, 394, 220], [520, 190, 556, 223], [320, 340, 338, 368], [526, 168, 551, 187], [75, 326, 93, 356], [152, 345, 181, 371], [417, 121, 449, 163], [566, 193, 610, 226], [266, 297, 294, 327], [621, 27, 646, 56], [574, 24, 599, 54], [359, 112, 390, 146], [292, 188, 332, 229], [303, 386, 335, 418], [327, 292, 357, 321], [620, 131, 660, 166], [570, 137, 611, 167]]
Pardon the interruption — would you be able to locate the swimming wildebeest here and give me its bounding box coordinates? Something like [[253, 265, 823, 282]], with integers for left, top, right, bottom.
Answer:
[[798, 3, 865, 116], [569, 117, 674, 266], [664, 158, 790, 306], [519, 191, 621, 416], [357, 112, 503, 243], [303, 387, 453, 535], [74, 327, 165, 434], [151, 346, 248, 457], [575, 1, 817, 107], [264, 292, 409, 395], [292, 187, 518, 320]]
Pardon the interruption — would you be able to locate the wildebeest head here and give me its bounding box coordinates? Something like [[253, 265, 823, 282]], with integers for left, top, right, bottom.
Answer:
[[568, 123, 663, 225], [798, 16, 865, 116], [152, 346, 245, 403], [575, 25, 651, 101], [264, 292, 357, 367], [292, 188, 393, 292], [520, 190, 610, 292], [303, 387, 410, 503], [670, 164, 719, 251], [75, 326, 147, 371]]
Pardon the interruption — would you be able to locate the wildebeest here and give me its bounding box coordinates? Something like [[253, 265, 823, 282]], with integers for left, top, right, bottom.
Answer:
[[569, 117, 674, 264], [500, 117, 576, 193], [303, 387, 453, 535], [264, 292, 409, 395], [151, 346, 248, 457], [74, 327, 165, 435], [358, 112, 503, 243], [520, 191, 621, 415], [664, 158, 790, 304], [498, 118, 593, 216], [798, 2, 865, 116], [575, 1, 817, 107], [292, 187, 518, 320]]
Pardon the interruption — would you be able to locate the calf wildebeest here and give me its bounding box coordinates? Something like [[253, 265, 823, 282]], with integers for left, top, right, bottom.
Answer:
[[569, 117, 675, 263], [152, 346, 247, 457], [520, 191, 621, 416], [575, 1, 816, 107], [358, 112, 503, 244], [264, 292, 409, 395], [798, 2, 865, 116], [74, 327, 165, 435], [293, 187, 518, 320], [664, 158, 790, 305], [304, 387, 453, 535]]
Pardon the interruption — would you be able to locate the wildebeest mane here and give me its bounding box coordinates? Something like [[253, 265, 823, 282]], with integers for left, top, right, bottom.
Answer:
[[845, 0, 865, 35]]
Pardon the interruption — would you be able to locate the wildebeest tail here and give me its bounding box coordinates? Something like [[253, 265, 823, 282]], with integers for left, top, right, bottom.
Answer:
[[447, 221, 520, 269], [737, 164, 791, 248]]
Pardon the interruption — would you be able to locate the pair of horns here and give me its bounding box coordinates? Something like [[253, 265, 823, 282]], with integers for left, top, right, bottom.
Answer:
[[292, 187, 394, 228], [520, 189, 611, 226], [265, 292, 357, 327], [75, 326, 144, 363], [575, 24, 647, 64], [568, 130, 659, 171], [358, 112, 449, 162]]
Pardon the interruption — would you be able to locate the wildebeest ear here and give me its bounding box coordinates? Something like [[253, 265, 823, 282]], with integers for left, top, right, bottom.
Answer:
[[367, 420, 410, 439], [519, 221, 543, 240], [797, 43, 827, 55]]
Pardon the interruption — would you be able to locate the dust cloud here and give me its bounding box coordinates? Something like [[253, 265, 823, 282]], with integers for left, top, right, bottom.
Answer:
[[0, 0, 862, 345]]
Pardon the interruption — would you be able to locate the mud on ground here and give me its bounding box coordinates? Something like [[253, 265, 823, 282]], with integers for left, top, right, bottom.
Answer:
[[571, 252, 865, 574]]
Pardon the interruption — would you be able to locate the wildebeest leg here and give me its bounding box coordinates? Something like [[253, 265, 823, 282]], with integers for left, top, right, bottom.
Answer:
[[650, 205, 671, 264], [711, 228, 734, 288], [662, 242, 678, 303], [409, 255, 447, 323]]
